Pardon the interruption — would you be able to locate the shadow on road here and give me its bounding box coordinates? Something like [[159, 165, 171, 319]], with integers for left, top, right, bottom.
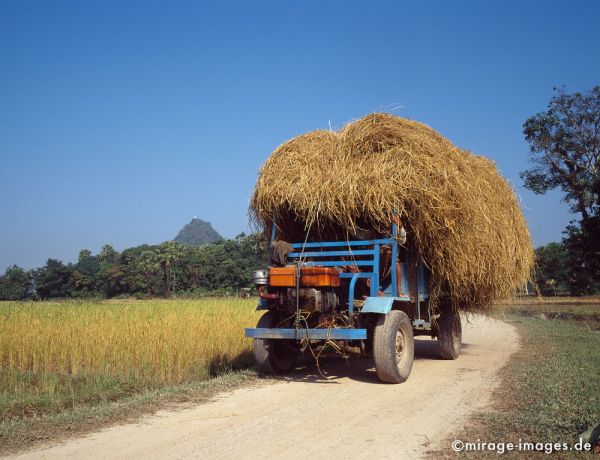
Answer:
[[279, 337, 472, 384]]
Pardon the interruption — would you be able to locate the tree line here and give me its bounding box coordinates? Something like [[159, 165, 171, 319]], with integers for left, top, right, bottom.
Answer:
[[0, 233, 269, 300], [1, 235, 597, 301]]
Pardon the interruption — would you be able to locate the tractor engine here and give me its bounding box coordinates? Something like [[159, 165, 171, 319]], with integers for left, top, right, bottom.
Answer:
[[252, 266, 340, 315], [287, 288, 338, 313]]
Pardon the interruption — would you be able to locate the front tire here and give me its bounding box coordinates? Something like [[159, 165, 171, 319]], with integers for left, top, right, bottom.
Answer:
[[437, 307, 462, 360], [373, 310, 414, 383], [253, 311, 297, 374]]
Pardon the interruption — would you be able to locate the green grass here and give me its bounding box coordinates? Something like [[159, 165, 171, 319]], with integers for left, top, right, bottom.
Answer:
[[432, 311, 600, 458], [0, 370, 260, 455], [1, 369, 155, 419]]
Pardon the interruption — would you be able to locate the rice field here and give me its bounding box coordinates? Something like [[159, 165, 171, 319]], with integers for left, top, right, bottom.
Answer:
[[495, 296, 600, 330], [0, 298, 260, 418]]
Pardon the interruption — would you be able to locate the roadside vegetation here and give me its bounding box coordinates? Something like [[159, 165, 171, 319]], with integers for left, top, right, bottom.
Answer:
[[0, 233, 268, 301], [434, 298, 600, 458], [0, 298, 261, 453]]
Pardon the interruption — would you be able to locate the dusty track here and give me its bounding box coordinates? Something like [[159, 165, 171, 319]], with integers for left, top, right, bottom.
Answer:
[[12, 316, 519, 460]]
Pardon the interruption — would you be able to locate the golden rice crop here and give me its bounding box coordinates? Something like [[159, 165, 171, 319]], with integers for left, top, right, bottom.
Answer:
[[0, 299, 260, 385], [250, 113, 534, 312]]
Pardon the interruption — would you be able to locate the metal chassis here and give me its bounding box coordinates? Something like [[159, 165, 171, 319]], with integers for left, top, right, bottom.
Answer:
[[245, 222, 430, 341]]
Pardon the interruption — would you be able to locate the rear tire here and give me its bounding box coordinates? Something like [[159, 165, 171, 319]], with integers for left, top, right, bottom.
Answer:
[[437, 307, 462, 360], [373, 310, 414, 383], [253, 311, 297, 374]]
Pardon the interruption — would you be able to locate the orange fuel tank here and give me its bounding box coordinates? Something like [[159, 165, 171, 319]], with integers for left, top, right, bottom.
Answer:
[[269, 266, 340, 288]]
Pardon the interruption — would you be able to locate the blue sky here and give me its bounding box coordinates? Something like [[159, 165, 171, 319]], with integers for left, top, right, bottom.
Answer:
[[1, 0, 599, 271]]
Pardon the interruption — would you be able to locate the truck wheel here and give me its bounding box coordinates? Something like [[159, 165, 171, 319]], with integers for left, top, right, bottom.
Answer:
[[253, 311, 297, 374], [373, 310, 414, 383], [437, 307, 462, 360]]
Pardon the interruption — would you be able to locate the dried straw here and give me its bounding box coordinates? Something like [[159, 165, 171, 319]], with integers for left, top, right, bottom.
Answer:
[[250, 113, 533, 312]]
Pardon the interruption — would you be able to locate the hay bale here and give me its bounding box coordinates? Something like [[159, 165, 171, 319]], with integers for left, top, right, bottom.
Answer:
[[250, 113, 533, 312]]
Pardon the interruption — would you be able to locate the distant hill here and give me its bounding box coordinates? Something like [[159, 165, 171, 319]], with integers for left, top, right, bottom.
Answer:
[[173, 218, 222, 246]]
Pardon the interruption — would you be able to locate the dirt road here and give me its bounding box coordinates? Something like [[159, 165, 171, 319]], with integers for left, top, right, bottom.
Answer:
[[13, 316, 519, 460]]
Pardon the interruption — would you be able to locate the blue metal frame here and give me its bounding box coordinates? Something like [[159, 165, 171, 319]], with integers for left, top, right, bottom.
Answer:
[[246, 222, 429, 342], [288, 237, 406, 315], [246, 327, 367, 340]]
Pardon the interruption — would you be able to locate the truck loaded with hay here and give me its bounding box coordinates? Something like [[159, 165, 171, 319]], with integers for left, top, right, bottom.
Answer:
[[245, 113, 533, 383]]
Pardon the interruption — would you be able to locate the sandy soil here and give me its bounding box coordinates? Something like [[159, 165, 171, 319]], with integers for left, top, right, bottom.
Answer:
[[11, 315, 519, 460]]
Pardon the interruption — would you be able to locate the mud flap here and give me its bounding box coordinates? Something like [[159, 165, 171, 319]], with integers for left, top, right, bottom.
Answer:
[[360, 297, 394, 314]]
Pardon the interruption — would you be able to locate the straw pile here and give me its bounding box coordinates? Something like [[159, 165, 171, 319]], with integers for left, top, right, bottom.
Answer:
[[250, 113, 533, 312]]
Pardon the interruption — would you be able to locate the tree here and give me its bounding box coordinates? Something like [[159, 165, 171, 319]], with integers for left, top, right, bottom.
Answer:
[[36, 259, 75, 299], [534, 243, 569, 295], [74, 249, 100, 296], [521, 86, 600, 220], [98, 244, 119, 264], [0, 265, 28, 300], [562, 219, 600, 294], [96, 244, 121, 296], [156, 241, 185, 297], [522, 86, 600, 294]]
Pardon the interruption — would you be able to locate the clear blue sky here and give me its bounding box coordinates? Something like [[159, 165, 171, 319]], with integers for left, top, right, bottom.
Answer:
[[1, 0, 599, 271]]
